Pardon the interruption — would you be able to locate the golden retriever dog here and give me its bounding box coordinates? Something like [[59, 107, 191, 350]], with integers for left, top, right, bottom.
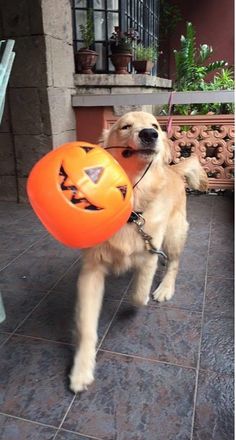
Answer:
[[69, 111, 208, 393]]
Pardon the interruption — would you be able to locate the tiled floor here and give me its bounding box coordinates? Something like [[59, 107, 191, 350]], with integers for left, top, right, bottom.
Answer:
[[0, 194, 234, 440]]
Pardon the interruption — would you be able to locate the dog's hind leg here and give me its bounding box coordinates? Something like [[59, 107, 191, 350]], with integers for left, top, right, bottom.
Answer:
[[70, 263, 106, 393], [131, 254, 158, 306], [153, 213, 188, 302]]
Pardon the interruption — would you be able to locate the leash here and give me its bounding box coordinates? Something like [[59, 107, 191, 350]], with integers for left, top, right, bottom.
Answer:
[[104, 147, 167, 262], [104, 146, 154, 189], [166, 91, 175, 137], [127, 211, 167, 263]]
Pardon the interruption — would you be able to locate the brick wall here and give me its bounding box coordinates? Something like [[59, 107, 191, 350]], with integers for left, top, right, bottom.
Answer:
[[0, 0, 76, 201]]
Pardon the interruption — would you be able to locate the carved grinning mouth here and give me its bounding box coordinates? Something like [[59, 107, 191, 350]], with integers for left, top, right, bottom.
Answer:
[[59, 165, 103, 210]]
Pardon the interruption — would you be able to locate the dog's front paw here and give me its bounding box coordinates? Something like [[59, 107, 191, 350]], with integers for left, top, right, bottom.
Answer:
[[152, 284, 174, 302], [69, 368, 94, 393], [130, 288, 150, 306], [132, 294, 149, 306]]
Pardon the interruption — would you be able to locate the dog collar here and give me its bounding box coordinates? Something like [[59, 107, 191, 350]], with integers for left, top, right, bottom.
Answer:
[[127, 211, 143, 223]]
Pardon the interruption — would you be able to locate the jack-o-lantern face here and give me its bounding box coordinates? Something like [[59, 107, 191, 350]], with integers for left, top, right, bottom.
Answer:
[[27, 141, 133, 248]]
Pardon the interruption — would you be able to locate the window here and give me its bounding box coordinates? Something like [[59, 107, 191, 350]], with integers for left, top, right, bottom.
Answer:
[[72, 0, 160, 73]]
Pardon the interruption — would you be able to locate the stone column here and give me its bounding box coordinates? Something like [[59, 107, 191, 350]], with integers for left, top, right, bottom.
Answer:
[[0, 0, 76, 202]]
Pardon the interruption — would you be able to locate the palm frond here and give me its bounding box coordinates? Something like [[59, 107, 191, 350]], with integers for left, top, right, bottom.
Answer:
[[205, 60, 227, 74], [198, 44, 212, 63]]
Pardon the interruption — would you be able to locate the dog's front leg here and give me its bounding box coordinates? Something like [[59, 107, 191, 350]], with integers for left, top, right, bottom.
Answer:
[[70, 264, 106, 393], [131, 255, 158, 306]]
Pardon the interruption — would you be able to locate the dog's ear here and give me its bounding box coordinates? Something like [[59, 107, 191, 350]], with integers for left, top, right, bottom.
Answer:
[[160, 130, 172, 164], [99, 128, 109, 147]]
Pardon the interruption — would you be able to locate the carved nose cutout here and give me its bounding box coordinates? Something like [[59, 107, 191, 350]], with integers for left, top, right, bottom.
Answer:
[[85, 167, 104, 183]]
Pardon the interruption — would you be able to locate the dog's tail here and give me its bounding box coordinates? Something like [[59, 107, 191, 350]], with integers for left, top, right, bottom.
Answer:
[[172, 155, 208, 191]]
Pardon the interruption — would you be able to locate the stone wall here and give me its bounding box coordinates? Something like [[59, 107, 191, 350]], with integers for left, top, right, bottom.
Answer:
[[0, 0, 76, 202]]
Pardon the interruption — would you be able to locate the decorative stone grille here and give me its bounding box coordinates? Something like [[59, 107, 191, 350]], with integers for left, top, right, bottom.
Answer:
[[105, 113, 234, 190], [158, 115, 234, 190]]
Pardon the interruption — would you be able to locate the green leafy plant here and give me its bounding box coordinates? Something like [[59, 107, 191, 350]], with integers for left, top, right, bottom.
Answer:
[[134, 44, 159, 62], [207, 67, 234, 90], [174, 22, 227, 91], [162, 22, 234, 115], [79, 9, 94, 49]]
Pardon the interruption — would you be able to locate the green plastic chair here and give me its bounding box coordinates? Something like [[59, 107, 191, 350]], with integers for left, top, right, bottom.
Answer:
[[0, 39, 15, 323]]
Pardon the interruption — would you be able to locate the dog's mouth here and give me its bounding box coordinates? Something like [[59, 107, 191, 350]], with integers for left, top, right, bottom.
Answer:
[[122, 146, 157, 159], [137, 148, 157, 157]]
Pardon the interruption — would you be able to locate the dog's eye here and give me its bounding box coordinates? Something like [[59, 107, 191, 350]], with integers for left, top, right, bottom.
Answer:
[[121, 124, 132, 130], [152, 124, 158, 129]]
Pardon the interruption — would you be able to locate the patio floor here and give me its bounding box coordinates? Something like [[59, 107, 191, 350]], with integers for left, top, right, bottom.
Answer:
[[0, 193, 234, 440]]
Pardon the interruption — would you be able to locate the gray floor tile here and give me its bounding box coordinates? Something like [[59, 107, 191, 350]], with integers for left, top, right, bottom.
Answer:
[[63, 350, 196, 440], [212, 195, 234, 225], [210, 223, 234, 252], [187, 194, 213, 225], [53, 261, 132, 301], [200, 313, 234, 374], [0, 215, 45, 252], [0, 414, 56, 440], [17, 291, 119, 345], [0, 194, 233, 440], [179, 246, 208, 276], [55, 430, 99, 440], [0, 332, 10, 345], [0, 202, 31, 225], [101, 303, 201, 367], [0, 249, 27, 271], [105, 272, 133, 300], [193, 370, 234, 440], [0, 236, 79, 293], [0, 335, 74, 425], [207, 250, 234, 279], [204, 276, 234, 317], [51, 260, 81, 294], [186, 227, 210, 249], [148, 270, 205, 311], [0, 289, 47, 332]]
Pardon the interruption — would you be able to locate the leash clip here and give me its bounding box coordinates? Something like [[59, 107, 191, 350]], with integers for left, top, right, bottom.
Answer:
[[131, 212, 168, 263]]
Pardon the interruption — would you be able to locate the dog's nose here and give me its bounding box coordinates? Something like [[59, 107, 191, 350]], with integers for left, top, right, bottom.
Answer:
[[139, 128, 158, 144]]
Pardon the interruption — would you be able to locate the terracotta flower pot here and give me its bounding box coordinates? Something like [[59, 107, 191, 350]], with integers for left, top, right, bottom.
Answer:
[[132, 60, 154, 74], [110, 53, 132, 74], [76, 49, 98, 74]]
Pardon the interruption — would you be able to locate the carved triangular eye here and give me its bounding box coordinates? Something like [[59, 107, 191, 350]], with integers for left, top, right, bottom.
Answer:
[[85, 167, 104, 183], [81, 146, 94, 153], [59, 165, 67, 177], [117, 185, 127, 199]]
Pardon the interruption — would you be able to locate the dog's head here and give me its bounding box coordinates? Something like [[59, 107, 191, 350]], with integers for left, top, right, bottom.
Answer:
[[101, 111, 171, 166]]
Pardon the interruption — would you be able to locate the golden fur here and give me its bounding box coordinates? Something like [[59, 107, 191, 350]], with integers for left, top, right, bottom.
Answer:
[[70, 111, 208, 392]]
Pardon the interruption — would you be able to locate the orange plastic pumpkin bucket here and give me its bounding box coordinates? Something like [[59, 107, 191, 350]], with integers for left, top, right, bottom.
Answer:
[[27, 141, 133, 248]]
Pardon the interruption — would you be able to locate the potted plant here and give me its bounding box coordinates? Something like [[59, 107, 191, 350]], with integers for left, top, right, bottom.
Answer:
[[109, 27, 139, 74], [133, 44, 159, 74], [75, 9, 98, 74]]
